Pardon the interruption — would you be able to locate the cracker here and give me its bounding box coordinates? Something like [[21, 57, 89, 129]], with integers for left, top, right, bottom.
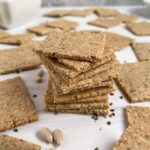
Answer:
[[46, 19, 78, 30], [116, 14, 139, 23], [0, 34, 33, 45], [67, 9, 93, 17], [116, 61, 150, 102], [106, 32, 134, 51], [0, 45, 41, 75], [0, 29, 10, 40], [132, 42, 150, 61], [33, 30, 106, 62], [0, 134, 41, 150], [127, 21, 150, 36], [113, 126, 150, 150], [0, 77, 38, 132], [46, 107, 109, 116], [27, 23, 61, 36], [44, 10, 70, 17], [88, 18, 121, 29], [95, 8, 120, 17], [126, 106, 150, 126]]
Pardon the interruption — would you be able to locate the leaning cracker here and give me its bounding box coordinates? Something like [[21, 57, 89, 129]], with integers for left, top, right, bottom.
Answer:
[[113, 126, 150, 150], [106, 32, 134, 51], [116, 61, 150, 103], [44, 10, 70, 17], [0, 77, 38, 132], [0, 34, 33, 45], [88, 18, 121, 29], [0, 134, 41, 150], [33, 30, 106, 62], [116, 14, 138, 23], [132, 42, 150, 61], [0, 29, 10, 40], [126, 21, 150, 36], [95, 8, 120, 17], [0, 45, 41, 75], [46, 19, 78, 30], [126, 106, 150, 126], [27, 23, 61, 36]]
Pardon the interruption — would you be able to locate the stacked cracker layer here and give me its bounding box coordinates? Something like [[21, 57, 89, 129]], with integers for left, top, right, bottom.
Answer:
[[34, 30, 119, 116]]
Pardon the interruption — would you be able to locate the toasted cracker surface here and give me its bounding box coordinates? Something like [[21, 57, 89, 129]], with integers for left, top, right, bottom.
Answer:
[[34, 30, 106, 62], [132, 42, 150, 61], [0, 77, 38, 132], [88, 18, 121, 28], [44, 10, 70, 17], [127, 22, 150, 36], [0, 29, 10, 40], [116, 62, 150, 102], [0, 45, 41, 75], [0, 34, 33, 45], [46, 19, 78, 30], [0, 134, 41, 150], [116, 14, 138, 23]]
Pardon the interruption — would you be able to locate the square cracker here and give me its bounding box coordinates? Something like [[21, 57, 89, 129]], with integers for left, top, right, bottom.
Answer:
[[0, 29, 10, 40], [0, 134, 41, 150], [46, 19, 78, 30], [106, 32, 134, 51], [33, 30, 106, 62], [116, 14, 138, 23], [0, 34, 33, 45], [88, 18, 121, 29], [132, 42, 150, 61], [95, 8, 120, 17], [27, 23, 61, 36], [44, 10, 70, 17], [0, 45, 41, 75], [0, 77, 38, 132], [113, 126, 150, 150], [116, 61, 150, 103], [67, 10, 93, 17], [46, 108, 109, 116], [126, 22, 150, 36], [126, 106, 150, 127]]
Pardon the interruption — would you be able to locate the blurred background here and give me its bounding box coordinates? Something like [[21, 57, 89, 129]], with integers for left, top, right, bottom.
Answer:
[[42, 0, 145, 6]]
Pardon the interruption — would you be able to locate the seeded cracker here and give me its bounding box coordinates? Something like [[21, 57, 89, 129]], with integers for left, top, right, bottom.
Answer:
[[88, 18, 121, 29], [44, 10, 70, 17], [116, 61, 150, 103], [0, 45, 41, 75], [27, 23, 61, 36], [0, 134, 41, 150], [126, 106, 150, 126], [46, 19, 78, 30], [0, 29, 10, 40], [0, 77, 38, 132], [0, 34, 33, 45], [33, 31, 106, 62], [132, 42, 150, 61], [116, 14, 138, 23], [95, 8, 120, 17], [126, 21, 150, 36]]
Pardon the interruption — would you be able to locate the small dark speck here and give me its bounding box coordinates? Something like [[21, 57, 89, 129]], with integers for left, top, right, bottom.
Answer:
[[54, 111, 58, 115], [16, 71, 20, 74], [112, 113, 115, 116], [120, 96, 123, 99], [13, 129, 18, 132], [110, 109, 115, 112], [109, 114, 112, 117], [110, 93, 114, 96], [94, 147, 99, 150], [109, 103, 113, 106], [33, 94, 37, 98], [107, 121, 111, 125]]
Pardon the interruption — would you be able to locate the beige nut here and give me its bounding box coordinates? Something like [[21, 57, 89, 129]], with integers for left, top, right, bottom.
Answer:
[[53, 129, 63, 146], [38, 127, 53, 143]]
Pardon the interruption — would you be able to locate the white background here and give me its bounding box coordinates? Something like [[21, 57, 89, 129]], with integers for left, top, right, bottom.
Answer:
[[0, 7, 150, 150]]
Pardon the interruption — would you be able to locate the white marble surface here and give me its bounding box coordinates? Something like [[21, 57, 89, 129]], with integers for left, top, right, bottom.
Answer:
[[0, 7, 150, 150]]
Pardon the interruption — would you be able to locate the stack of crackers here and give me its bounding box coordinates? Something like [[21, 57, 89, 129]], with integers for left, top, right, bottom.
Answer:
[[33, 30, 119, 117]]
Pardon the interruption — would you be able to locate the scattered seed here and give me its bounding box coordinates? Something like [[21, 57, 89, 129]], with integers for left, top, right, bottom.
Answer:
[[37, 70, 44, 77], [54, 111, 58, 115], [110, 93, 114, 96], [92, 113, 99, 121], [109, 102, 113, 106], [109, 114, 112, 117], [37, 127, 53, 143], [120, 96, 123, 99], [112, 113, 115, 116], [94, 147, 99, 150], [35, 76, 43, 83], [107, 121, 111, 125], [53, 129, 63, 146], [110, 109, 115, 112], [13, 129, 18, 132], [33, 94, 37, 98]]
